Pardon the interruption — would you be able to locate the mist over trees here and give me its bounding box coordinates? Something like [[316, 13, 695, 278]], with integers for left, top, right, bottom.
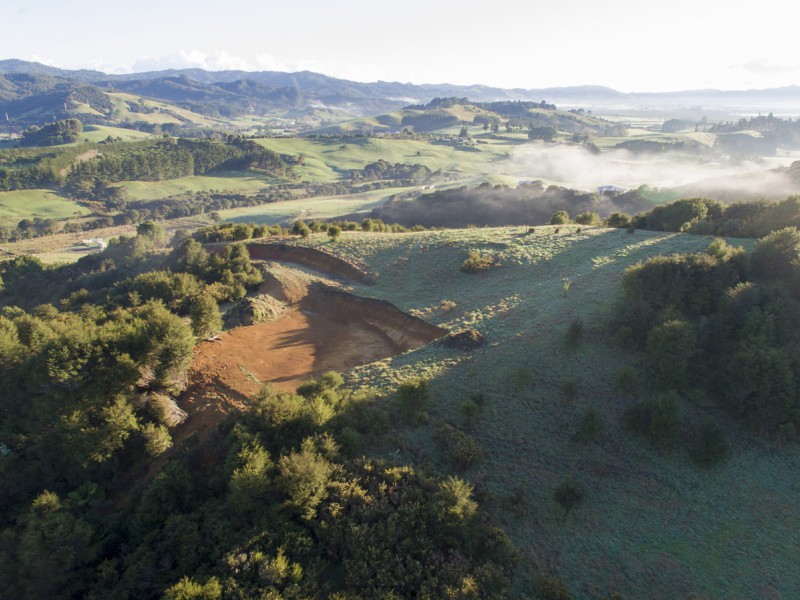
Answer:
[[375, 182, 651, 228]]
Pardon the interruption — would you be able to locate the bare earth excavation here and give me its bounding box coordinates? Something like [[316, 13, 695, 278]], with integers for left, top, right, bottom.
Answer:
[[177, 243, 445, 443]]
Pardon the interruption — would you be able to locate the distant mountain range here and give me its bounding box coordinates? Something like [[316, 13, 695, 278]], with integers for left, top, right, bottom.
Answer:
[[1, 58, 799, 131]]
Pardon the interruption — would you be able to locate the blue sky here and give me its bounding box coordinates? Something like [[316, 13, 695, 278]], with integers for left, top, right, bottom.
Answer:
[[5, 0, 799, 92]]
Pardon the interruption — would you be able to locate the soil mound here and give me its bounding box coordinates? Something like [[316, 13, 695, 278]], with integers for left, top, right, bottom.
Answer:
[[224, 293, 286, 328], [441, 329, 487, 350], [246, 242, 377, 284]]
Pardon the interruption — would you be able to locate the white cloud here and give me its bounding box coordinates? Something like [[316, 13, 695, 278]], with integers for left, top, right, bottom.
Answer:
[[130, 50, 258, 73], [738, 59, 799, 77], [29, 54, 60, 68], [90, 49, 387, 82]]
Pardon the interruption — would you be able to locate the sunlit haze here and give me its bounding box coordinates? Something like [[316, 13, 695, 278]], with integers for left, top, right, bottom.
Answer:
[[7, 0, 798, 91]]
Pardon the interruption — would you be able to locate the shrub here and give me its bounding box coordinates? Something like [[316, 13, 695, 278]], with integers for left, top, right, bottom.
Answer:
[[460, 250, 497, 274], [277, 445, 333, 520], [327, 225, 342, 242], [573, 407, 603, 444], [441, 328, 486, 350], [564, 318, 584, 350], [434, 423, 484, 470], [460, 398, 481, 428], [562, 277, 572, 297], [615, 366, 639, 397], [396, 377, 430, 421], [605, 212, 632, 228], [224, 293, 285, 328], [550, 210, 571, 225], [751, 226, 800, 286], [293, 221, 311, 238], [553, 480, 584, 517], [163, 576, 222, 600], [509, 486, 530, 518], [337, 426, 362, 456], [623, 392, 682, 450], [646, 320, 697, 389], [689, 421, 731, 467], [561, 379, 578, 402], [141, 423, 173, 456], [438, 476, 478, 521], [536, 575, 573, 600], [189, 291, 222, 338], [575, 211, 602, 226]]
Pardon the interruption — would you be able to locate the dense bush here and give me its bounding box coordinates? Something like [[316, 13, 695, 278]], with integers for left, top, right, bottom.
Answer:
[[623, 393, 683, 450], [434, 422, 484, 470], [461, 249, 498, 273], [616, 234, 800, 439]]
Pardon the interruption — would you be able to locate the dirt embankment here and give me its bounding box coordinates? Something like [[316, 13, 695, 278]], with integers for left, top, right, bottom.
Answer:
[[186, 282, 445, 401], [306, 285, 446, 350], [246, 242, 378, 284], [172, 253, 446, 453]]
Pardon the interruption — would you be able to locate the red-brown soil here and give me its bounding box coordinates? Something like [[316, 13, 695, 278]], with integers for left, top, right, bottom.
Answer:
[[174, 277, 445, 449]]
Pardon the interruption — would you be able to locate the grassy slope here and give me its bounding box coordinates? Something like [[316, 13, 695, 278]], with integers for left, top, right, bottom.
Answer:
[[255, 137, 516, 182], [117, 170, 282, 202], [0, 189, 89, 223], [79, 124, 154, 143], [219, 186, 412, 225], [284, 227, 796, 599], [106, 92, 222, 127]]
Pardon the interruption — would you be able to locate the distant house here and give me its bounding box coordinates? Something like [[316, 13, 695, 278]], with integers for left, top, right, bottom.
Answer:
[[82, 237, 108, 250], [597, 185, 626, 195]]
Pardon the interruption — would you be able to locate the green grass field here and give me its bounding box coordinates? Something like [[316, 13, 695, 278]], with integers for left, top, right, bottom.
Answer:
[[255, 137, 518, 183], [219, 186, 413, 225], [0, 189, 89, 223], [79, 124, 154, 143], [106, 93, 222, 127], [267, 227, 796, 599], [118, 170, 283, 202]]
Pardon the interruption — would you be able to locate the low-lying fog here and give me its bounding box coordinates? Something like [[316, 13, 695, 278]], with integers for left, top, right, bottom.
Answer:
[[509, 144, 799, 201]]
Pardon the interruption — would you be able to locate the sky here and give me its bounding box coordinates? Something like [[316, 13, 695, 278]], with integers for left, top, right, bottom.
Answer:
[[5, 0, 799, 92]]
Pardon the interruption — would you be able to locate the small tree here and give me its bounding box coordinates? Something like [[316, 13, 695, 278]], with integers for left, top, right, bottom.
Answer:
[[142, 423, 173, 456], [605, 212, 632, 228], [689, 421, 731, 467], [623, 392, 682, 450], [535, 575, 573, 600], [277, 445, 333, 520], [293, 221, 311, 238], [327, 225, 342, 242], [190, 292, 222, 339], [396, 377, 430, 420], [573, 407, 603, 444], [553, 480, 584, 517], [574, 211, 602, 226], [550, 211, 571, 225]]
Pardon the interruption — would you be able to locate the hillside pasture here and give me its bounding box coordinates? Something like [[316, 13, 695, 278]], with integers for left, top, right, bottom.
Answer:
[[118, 169, 283, 202], [270, 227, 795, 599], [0, 189, 89, 223], [79, 124, 154, 143], [255, 136, 517, 182], [106, 92, 221, 127], [219, 186, 411, 225]]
